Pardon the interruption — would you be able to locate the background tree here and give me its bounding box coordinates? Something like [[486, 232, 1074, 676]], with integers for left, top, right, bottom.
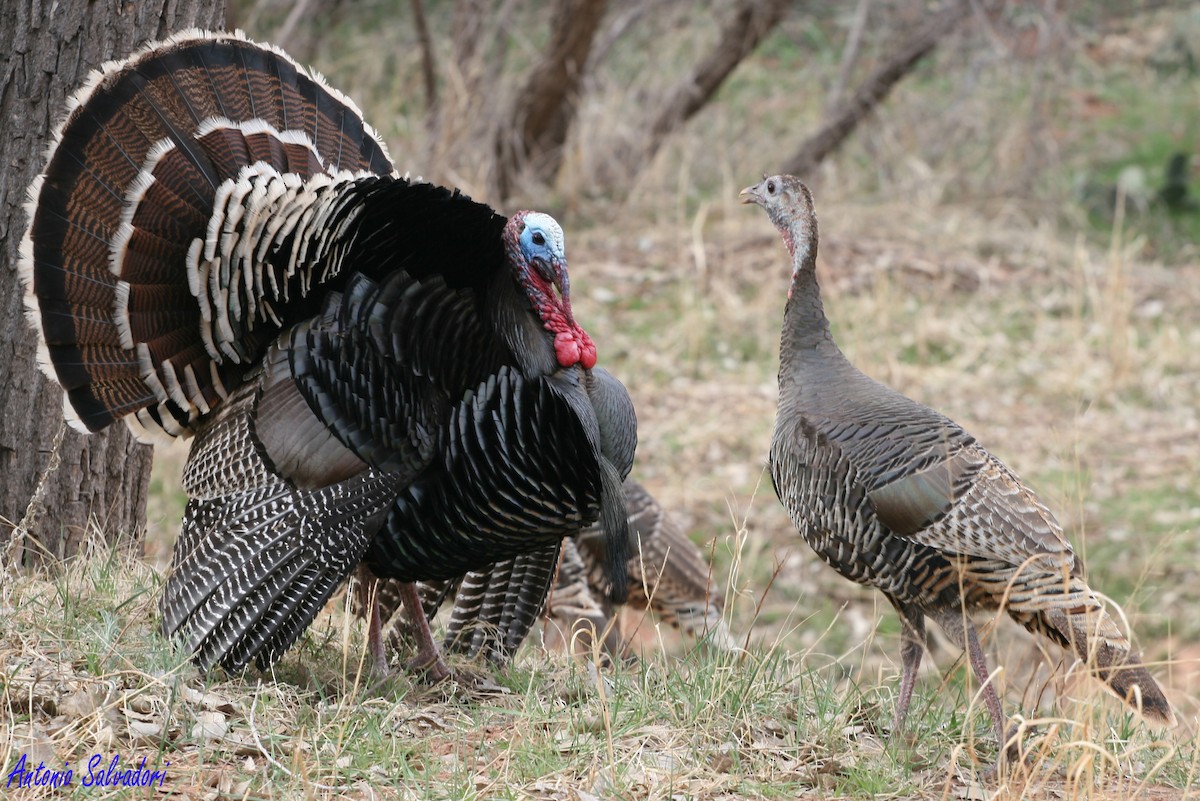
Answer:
[[492, 0, 610, 199], [0, 0, 225, 568], [780, 0, 982, 178]]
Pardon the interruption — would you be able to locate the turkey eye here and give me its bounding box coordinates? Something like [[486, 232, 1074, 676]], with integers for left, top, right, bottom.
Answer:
[[532, 232, 546, 246], [767, 180, 776, 194]]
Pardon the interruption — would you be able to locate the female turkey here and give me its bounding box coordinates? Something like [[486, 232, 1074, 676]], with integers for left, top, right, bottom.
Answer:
[[20, 29, 635, 679], [741, 174, 1171, 762]]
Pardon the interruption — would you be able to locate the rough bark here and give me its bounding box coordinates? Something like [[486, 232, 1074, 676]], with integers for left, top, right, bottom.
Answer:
[[493, 0, 610, 199], [0, 0, 224, 568], [780, 0, 970, 177], [644, 0, 789, 159]]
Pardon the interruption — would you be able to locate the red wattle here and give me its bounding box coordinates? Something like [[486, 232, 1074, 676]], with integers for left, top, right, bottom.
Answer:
[[578, 333, 597, 369], [554, 332, 580, 367]]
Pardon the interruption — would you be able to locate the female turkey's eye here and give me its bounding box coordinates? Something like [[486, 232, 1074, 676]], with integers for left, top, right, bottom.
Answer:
[[766, 180, 776, 194], [532, 231, 546, 246]]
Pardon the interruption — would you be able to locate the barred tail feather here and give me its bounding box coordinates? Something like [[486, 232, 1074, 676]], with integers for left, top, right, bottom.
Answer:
[[20, 29, 393, 439], [442, 565, 508, 659], [1041, 602, 1174, 727]]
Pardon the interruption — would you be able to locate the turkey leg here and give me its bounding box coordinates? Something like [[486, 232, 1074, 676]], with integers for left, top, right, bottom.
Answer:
[[889, 600, 928, 737], [397, 580, 452, 682], [357, 565, 389, 676]]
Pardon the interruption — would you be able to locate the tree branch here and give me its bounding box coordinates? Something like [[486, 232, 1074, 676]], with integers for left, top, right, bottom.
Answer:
[[644, 0, 789, 156], [411, 0, 439, 116], [780, 0, 971, 177], [826, 0, 872, 113]]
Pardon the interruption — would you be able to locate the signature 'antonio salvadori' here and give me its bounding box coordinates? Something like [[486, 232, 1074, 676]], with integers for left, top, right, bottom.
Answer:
[[6, 753, 169, 790]]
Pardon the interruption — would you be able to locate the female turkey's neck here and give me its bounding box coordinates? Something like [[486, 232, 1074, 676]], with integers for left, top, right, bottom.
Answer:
[[778, 218, 839, 374]]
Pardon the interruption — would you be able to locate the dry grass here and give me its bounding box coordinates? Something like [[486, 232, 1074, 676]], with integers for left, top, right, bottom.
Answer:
[[6, 2, 1200, 798]]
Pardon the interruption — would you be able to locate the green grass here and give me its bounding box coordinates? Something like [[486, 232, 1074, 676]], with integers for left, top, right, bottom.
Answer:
[[5, 527, 1197, 799]]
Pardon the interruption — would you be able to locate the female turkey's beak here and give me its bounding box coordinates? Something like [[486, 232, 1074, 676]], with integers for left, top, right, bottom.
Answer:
[[739, 185, 763, 206]]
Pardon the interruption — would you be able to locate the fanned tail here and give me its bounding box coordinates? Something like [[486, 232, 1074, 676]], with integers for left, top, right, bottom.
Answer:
[[19, 29, 392, 439]]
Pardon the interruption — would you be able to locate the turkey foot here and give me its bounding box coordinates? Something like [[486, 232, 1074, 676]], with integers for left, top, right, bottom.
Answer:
[[357, 568, 453, 682]]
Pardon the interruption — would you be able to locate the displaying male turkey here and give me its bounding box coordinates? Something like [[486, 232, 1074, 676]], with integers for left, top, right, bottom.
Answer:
[[362, 476, 736, 663], [20, 29, 635, 680], [741, 175, 1172, 762]]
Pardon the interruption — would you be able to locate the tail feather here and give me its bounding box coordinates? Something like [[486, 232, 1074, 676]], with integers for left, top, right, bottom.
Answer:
[[442, 565, 508, 658], [441, 543, 561, 663], [496, 544, 561, 657], [1040, 601, 1174, 727], [21, 30, 393, 439]]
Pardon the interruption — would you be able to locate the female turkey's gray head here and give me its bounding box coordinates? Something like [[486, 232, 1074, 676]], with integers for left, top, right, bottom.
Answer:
[[503, 211, 597, 370], [739, 175, 818, 270]]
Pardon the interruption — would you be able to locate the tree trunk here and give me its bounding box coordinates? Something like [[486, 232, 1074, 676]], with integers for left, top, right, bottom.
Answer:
[[780, 0, 970, 177], [493, 0, 609, 199], [0, 0, 224, 568]]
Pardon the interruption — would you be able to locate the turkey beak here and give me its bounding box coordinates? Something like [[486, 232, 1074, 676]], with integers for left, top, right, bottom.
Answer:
[[535, 257, 566, 296], [739, 185, 763, 206]]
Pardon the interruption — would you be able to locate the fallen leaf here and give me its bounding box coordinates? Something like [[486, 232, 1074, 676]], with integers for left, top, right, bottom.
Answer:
[[183, 687, 238, 716], [219, 730, 266, 757], [191, 710, 228, 741], [59, 686, 100, 719], [91, 724, 116, 750], [130, 720, 167, 746], [9, 723, 58, 772]]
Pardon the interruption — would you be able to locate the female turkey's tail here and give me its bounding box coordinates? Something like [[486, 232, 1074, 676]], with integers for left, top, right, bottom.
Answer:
[[20, 29, 392, 440], [1023, 577, 1174, 726]]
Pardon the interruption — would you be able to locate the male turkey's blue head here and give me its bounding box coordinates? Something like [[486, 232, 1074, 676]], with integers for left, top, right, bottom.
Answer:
[[518, 212, 566, 281], [504, 210, 597, 370]]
